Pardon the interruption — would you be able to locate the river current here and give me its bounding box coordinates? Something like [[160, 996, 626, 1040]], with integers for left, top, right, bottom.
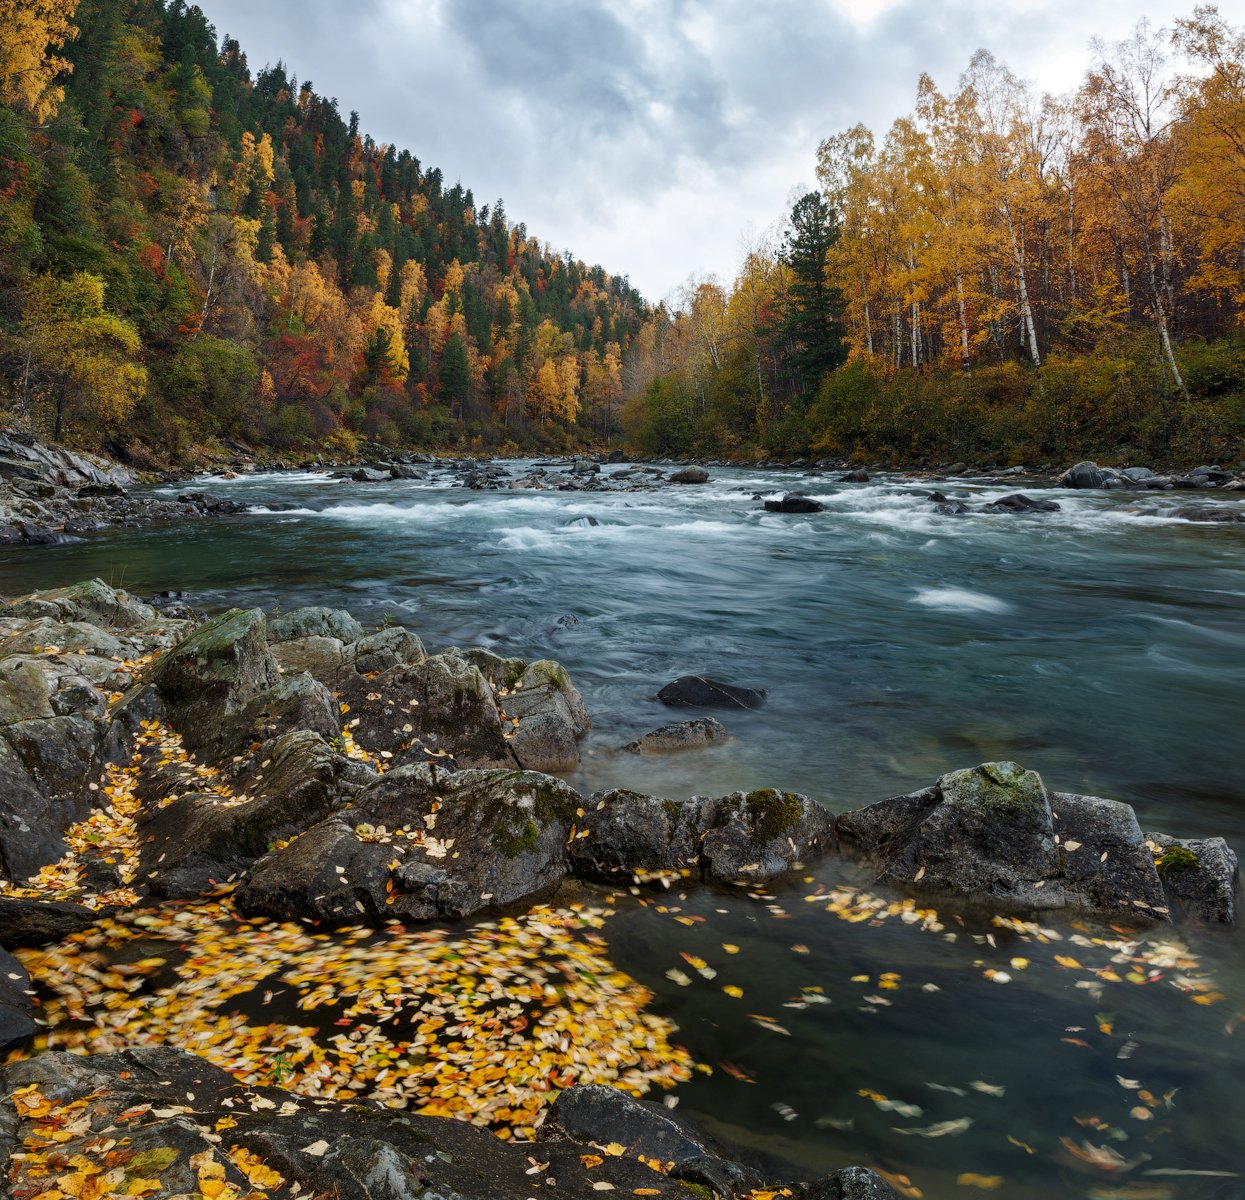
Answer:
[[2, 464, 1243, 1197]]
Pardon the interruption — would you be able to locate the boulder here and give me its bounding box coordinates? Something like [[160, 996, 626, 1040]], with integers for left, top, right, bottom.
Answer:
[[839, 469, 870, 482], [144, 609, 279, 755], [669, 467, 709, 484], [0, 736, 68, 882], [569, 787, 832, 886], [0, 620, 126, 660], [0, 949, 35, 1052], [214, 672, 340, 760], [0, 657, 55, 724], [1145, 833, 1238, 923], [622, 718, 730, 754], [837, 763, 1215, 921], [980, 493, 1061, 514], [764, 494, 825, 513], [341, 653, 516, 768], [658, 675, 766, 711], [1058, 461, 1120, 489], [0, 896, 100, 948], [236, 764, 582, 924], [268, 606, 365, 644], [272, 634, 355, 689], [136, 731, 374, 900], [503, 659, 590, 772], [352, 625, 426, 675]]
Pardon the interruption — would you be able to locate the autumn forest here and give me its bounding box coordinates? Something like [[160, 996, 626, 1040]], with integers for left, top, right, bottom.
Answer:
[[2, 0, 1245, 466]]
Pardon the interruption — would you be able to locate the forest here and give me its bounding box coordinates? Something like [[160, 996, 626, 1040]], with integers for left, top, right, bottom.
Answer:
[[0, 0, 640, 462], [1, 1, 1244, 465]]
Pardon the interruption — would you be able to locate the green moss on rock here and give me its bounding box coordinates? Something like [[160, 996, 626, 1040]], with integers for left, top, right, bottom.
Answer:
[[745, 789, 802, 840], [1156, 844, 1199, 874]]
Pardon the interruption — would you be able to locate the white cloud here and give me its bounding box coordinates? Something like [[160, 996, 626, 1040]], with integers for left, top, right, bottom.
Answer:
[[199, 0, 1192, 301]]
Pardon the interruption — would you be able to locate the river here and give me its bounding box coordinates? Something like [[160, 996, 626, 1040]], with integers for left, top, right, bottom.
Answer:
[[2, 463, 1243, 1197]]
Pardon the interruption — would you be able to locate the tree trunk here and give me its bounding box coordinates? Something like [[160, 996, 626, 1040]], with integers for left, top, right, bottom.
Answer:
[[956, 274, 971, 371], [1004, 201, 1041, 366]]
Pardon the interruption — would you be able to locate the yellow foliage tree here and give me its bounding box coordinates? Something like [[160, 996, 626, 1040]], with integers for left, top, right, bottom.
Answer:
[[0, 0, 79, 123], [19, 272, 146, 440]]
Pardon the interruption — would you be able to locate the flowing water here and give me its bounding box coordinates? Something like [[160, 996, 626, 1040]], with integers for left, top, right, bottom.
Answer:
[[3, 464, 1244, 1197]]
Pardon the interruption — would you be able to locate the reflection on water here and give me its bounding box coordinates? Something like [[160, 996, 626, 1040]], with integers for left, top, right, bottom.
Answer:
[[2, 464, 1243, 1197]]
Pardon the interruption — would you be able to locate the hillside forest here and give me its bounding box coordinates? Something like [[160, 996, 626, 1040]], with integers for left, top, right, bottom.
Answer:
[[2, 1, 1245, 465]]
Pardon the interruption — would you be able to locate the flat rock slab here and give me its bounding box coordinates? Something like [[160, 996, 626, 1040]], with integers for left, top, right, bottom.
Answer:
[[0, 896, 100, 948]]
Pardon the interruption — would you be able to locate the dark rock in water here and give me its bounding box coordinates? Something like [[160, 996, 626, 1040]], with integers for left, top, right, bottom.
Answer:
[[807, 1168, 903, 1199], [658, 675, 766, 710], [179, 491, 249, 514], [1145, 833, 1238, 923], [137, 730, 373, 900], [0, 949, 35, 1052], [1174, 505, 1245, 524], [622, 717, 730, 754], [503, 659, 590, 773], [144, 608, 279, 756], [236, 763, 581, 924], [669, 467, 709, 484], [554, 613, 581, 628], [981, 493, 1061, 513], [269, 606, 365, 644], [836, 762, 1214, 921], [542, 1085, 763, 1196], [764, 494, 825, 513], [839, 469, 870, 482], [569, 786, 833, 886], [0, 896, 100, 948], [936, 500, 970, 515], [607, 448, 626, 463], [349, 466, 389, 483]]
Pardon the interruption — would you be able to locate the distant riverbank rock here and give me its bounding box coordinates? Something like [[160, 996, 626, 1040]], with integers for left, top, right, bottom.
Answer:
[[622, 717, 730, 753], [669, 466, 710, 484], [764, 494, 826, 513], [658, 675, 766, 710], [836, 761, 1237, 923]]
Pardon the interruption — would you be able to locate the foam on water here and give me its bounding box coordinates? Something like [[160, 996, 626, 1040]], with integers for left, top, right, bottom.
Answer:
[[911, 587, 1011, 614]]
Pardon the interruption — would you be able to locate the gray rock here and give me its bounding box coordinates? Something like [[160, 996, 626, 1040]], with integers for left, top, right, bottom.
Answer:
[[0, 736, 66, 882], [137, 731, 374, 899], [0, 619, 126, 660], [871, 763, 1065, 909], [622, 718, 730, 754], [1174, 505, 1245, 524], [145, 609, 279, 755], [269, 606, 365, 644], [1059, 461, 1115, 489], [272, 635, 355, 689], [352, 625, 426, 675], [700, 789, 835, 884], [1, 579, 156, 629], [236, 764, 581, 923], [1051, 792, 1167, 917], [1145, 833, 1239, 923], [669, 467, 709, 484], [0, 657, 55, 724], [980, 493, 1061, 513], [215, 672, 340, 760]]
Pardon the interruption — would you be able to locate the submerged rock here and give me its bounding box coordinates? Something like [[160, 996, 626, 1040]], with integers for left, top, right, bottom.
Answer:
[[980, 493, 1061, 513], [658, 675, 766, 710], [1173, 505, 1245, 524], [622, 717, 731, 753]]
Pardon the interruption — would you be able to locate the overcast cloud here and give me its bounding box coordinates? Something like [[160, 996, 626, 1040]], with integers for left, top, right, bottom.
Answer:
[[197, 0, 1187, 302]]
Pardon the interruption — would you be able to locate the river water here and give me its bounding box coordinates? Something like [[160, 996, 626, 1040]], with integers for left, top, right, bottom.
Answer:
[[3, 464, 1243, 1197]]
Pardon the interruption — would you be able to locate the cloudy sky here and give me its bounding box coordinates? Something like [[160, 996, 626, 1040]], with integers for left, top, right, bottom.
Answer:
[[198, 0, 1187, 302]]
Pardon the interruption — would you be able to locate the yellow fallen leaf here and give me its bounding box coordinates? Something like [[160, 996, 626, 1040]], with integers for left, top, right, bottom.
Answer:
[[723, 985, 744, 999], [956, 1175, 1004, 1190]]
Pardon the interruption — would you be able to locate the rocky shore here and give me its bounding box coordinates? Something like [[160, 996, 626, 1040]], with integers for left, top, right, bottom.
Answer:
[[0, 571, 1238, 1197]]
